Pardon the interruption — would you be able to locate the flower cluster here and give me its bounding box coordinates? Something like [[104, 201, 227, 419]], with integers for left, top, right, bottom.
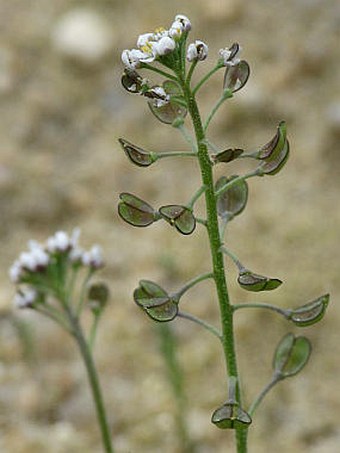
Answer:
[[9, 229, 104, 309], [121, 14, 191, 70]]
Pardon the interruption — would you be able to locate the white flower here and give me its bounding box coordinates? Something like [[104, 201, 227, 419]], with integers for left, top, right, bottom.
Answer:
[[82, 245, 104, 269], [137, 33, 154, 48], [14, 288, 37, 309], [175, 14, 191, 32], [28, 241, 49, 267], [187, 40, 208, 62], [46, 231, 71, 253], [19, 252, 38, 271], [9, 260, 23, 283], [154, 36, 176, 56], [169, 20, 183, 39], [219, 43, 241, 66]]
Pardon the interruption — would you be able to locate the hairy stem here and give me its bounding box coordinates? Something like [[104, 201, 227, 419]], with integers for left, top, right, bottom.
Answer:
[[180, 76, 247, 452]]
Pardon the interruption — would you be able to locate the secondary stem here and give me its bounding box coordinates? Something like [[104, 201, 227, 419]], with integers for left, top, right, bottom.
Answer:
[[180, 77, 246, 452], [69, 313, 113, 452]]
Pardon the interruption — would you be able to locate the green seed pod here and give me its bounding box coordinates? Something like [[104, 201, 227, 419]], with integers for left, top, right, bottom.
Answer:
[[118, 193, 156, 227], [289, 294, 329, 327], [211, 148, 244, 164], [118, 138, 156, 167], [134, 280, 178, 322], [215, 175, 248, 220], [223, 60, 250, 93], [237, 270, 282, 292], [273, 333, 312, 378], [257, 121, 287, 161], [259, 140, 290, 176]]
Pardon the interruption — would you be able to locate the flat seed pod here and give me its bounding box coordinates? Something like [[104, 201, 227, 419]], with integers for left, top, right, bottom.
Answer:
[[118, 138, 155, 167], [290, 294, 329, 327], [159, 205, 196, 235], [238, 270, 282, 292], [211, 402, 252, 430], [118, 193, 155, 227], [258, 121, 287, 161], [211, 148, 244, 164], [133, 280, 178, 322], [223, 60, 250, 93], [149, 101, 187, 124], [215, 175, 248, 219], [273, 333, 312, 378], [260, 140, 290, 175]]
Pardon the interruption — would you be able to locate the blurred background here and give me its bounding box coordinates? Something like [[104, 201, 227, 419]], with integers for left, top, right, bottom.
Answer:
[[0, 0, 339, 452]]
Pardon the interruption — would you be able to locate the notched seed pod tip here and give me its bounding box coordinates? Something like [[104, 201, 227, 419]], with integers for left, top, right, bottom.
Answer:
[[211, 402, 252, 430], [134, 280, 178, 322]]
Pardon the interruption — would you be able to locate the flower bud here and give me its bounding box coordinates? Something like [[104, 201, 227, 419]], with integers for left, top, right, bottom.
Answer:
[[154, 36, 176, 56], [174, 14, 191, 32], [14, 288, 38, 309], [187, 40, 208, 62]]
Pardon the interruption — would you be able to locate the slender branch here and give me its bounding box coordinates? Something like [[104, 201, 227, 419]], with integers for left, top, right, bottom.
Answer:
[[157, 151, 197, 160], [233, 302, 290, 318], [178, 311, 222, 340], [76, 269, 93, 315], [248, 374, 282, 417], [35, 305, 73, 334], [141, 63, 178, 81], [68, 311, 114, 452], [196, 217, 208, 226], [204, 90, 233, 132], [89, 314, 101, 350], [215, 170, 260, 198], [177, 123, 197, 152], [186, 60, 198, 85], [220, 246, 244, 272], [192, 64, 223, 95], [174, 272, 214, 299], [187, 185, 207, 209]]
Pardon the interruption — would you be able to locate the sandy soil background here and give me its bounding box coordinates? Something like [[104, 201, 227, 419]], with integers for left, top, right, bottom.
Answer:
[[0, 0, 339, 452]]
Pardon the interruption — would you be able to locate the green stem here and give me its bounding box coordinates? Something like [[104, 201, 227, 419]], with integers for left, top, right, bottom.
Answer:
[[89, 314, 101, 350], [248, 374, 281, 417], [186, 60, 198, 85], [233, 302, 290, 318], [142, 63, 178, 81], [192, 63, 223, 95], [69, 313, 114, 452], [178, 311, 222, 340], [175, 272, 213, 298], [220, 246, 245, 272], [204, 90, 233, 132], [187, 185, 207, 209], [180, 76, 246, 451], [177, 123, 197, 151]]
